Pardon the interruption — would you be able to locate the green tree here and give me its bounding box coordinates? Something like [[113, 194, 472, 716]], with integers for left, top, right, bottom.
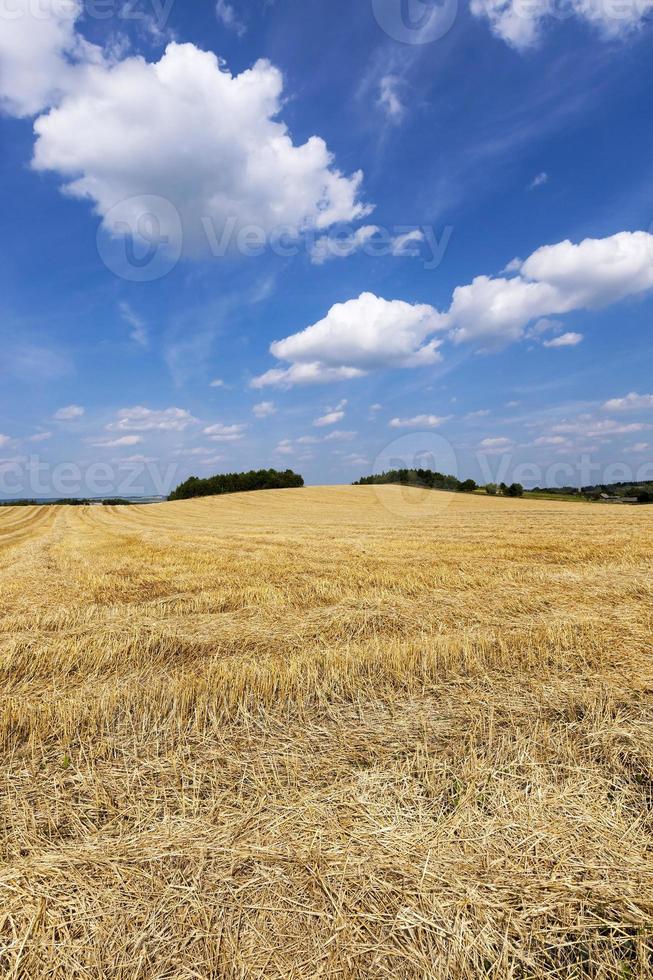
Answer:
[[485, 483, 498, 495], [505, 483, 524, 498]]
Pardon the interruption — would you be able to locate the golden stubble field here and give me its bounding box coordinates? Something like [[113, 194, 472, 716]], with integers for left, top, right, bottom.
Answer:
[[1, 486, 652, 978]]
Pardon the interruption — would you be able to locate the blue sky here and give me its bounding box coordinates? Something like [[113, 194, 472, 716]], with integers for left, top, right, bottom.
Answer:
[[1, 0, 653, 497]]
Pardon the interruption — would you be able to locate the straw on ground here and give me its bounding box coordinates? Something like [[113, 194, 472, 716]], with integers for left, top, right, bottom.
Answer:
[[1, 486, 652, 978]]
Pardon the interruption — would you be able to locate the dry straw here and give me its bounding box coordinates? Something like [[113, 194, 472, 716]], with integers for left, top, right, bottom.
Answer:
[[0, 486, 652, 978]]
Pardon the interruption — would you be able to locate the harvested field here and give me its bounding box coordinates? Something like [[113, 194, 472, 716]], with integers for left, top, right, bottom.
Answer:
[[1, 485, 652, 978]]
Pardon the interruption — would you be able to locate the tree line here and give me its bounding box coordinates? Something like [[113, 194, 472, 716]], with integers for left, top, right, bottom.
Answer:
[[353, 470, 524, 497], [168, 469, 305, 501]]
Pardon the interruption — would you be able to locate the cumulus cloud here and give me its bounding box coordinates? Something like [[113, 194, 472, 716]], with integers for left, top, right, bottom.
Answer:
[[389, 415, 449, 428], [314, 400, 347, 427], [33, 44, 371, 252], [252, 401, 277, 419], [1, 10, 371, 254], [251, 363, 365, 389], [203, 423, 247, 442], [109, 407, 197, 432], [542, 331, 583, 347], [470, 0, 651, 51], [551, 416, 650, 438], [275, 439, 295, 455], [448, 231, 653, 346], [603, 392, 653, 411], [53, 404, 85, 420], [479, 437, 515, 453], [0, 0, 100, 117], [252, 293, 444, 388], [255, 230, 653, 386]]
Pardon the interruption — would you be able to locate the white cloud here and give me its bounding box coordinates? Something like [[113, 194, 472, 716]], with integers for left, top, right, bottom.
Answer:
[[529, 172, 548, 189], [275, 439, 295, 455], [314, 400, 347, 427], [203, 423, 247, 442], [626, 442, 650, 453], [252, 293, 444, 388], [255, 230, 653, 386], [390, 415, 449, 428], [479, 437, 515, 453], [120, 303, 148, 348], [0, 0, 100, 118], [542, 331, 583, 347], [378, 75, 404, 122], [0, 435, 12, 448], [53, 404, 85, 420], [26, 41, 371, 254], [310, 226, 425, 264], [315, 411, 345, 427], [603, 392, 653, 412], [210, 378, 225, 388], [520, 232, 653, 308], [116, 454, 156, 465], [470, 0, 650, 51], [251, 363, 365, 389], [253, 401, 277, 419], [534, 435, 568, 446], [449, 231, 653, 346], [28, 431, 53, 443], [551, 416, 650, 438], [324, 430, 356, 442], [310, 225, 380, 265], [215, 0, 246, 36], [109, 407, 197, 432], [92, 435, 143, 448], [529, 317, 563, 336]]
